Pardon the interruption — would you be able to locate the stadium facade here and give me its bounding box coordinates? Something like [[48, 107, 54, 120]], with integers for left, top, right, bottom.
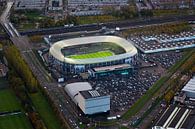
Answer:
[[49, 36, 137, 74]]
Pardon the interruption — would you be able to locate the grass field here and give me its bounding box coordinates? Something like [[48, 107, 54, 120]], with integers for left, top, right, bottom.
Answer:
[[0, 89, 21, 112], [0, 89, 32, 129], [0, 114, 32, 129], [30, 92, 63, 129], [68, 51, 114, 59]]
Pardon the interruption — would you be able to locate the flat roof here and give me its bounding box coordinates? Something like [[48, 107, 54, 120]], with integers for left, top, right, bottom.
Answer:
[[181, 111, 195, 129], [156, 105, 175, 126], [130, 32, 195, 53], [64, 82, 92, 103], [80, 90, 105, 99], [49, 36, 137, 64], [155, 106, 193, 129], [93, 64, 131, 72], [182, 76, 195, 92]]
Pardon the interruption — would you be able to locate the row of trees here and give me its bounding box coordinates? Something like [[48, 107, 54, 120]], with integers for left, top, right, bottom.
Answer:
[[39, 15, 78, 28], [8, 69, 47, 129], [123, 22, 191, 37], [4, 43, 70, 128], [5, 44, 47, 128], [164, 50, 195, 103], [39, 85, 72, 129], [4, 45, 38, 92], [103, 5, 153, 20]]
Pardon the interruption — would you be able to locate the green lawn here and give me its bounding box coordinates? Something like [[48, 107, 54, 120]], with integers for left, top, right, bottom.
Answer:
[[0, 114, 32, 129], [68, 51, 114, 59], [0, 89, 32, 129], [0, 89, 21, 112], [30, 92, 63, 129]]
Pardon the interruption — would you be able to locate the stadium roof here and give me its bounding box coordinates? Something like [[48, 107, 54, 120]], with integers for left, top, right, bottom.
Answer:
[[49, 36, 137, 64]]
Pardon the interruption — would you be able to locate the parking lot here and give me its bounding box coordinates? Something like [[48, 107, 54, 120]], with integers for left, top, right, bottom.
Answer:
[[87, 51, 184, 116], [36, 32, 186, 121], [129, 31, 195, 53]]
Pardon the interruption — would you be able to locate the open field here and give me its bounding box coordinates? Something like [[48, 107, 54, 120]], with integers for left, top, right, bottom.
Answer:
[[0, 114, 32, 129], [30, 91, 62, 129], [0, 89, 32, 129], [68, 51, 114, 59], [0, 89, 21, 112]]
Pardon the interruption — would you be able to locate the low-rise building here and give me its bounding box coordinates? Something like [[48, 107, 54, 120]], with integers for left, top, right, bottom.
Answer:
[[48, 0, 63, 11], [150, 0, 195, 9], [67, 0, 129, 16], [64, 82, 110, 115], [153, 106, 195, 129], [182, 76, 195, 98], [14, 0, 46, 10], [78, 90, 110, 115], [174, 92, 186, 103]]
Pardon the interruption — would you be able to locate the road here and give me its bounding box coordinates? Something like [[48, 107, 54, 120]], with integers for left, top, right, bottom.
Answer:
[[20, 15, 195, 36], [0, 2, 80, 129], [1, 1, 195, 129], [0, 14, 194, 40]]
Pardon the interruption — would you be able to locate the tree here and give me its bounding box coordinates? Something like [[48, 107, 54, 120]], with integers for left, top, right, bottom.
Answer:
[[4, 45, 38, 92]]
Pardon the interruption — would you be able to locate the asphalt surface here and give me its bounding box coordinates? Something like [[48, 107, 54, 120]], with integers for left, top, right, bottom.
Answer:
[[0, 2, 79, 129], [19, 15, 195, 36], [0, 14, 194, 40], [1, 2, 195, 129]]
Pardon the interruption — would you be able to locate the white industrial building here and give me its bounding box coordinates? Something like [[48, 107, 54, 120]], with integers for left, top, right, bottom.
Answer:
[[182, 76, 195, 98], [14, 0, 46, 10], [78, 90, 110, 114], [64, 82, 110, 115], [64, 82, 92, 104]]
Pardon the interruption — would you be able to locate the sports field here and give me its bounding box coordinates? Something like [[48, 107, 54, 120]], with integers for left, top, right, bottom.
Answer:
[[0, 89, 21, 112], [30, 92, 63, 129], [0, 114, 32, 129], [0, 89, 32, 129], [68, 51, 114, 59]]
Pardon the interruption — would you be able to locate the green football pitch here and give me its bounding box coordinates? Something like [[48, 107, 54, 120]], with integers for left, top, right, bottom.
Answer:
[[68, 51, 114, 59], [0, 114, 32, 129], [0, 89, 32, 129]]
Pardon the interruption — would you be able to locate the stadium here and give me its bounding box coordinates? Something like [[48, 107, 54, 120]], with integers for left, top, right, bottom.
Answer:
[[49, 35, 137, 74]]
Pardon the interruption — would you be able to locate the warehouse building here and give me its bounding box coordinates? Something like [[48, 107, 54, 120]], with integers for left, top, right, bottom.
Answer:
[[64, 82, 110, 115], [14, 0, 46, 10], [153, 106, 195, 129], [78, 90, 110, 115], [182, 76, 195, 98]]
